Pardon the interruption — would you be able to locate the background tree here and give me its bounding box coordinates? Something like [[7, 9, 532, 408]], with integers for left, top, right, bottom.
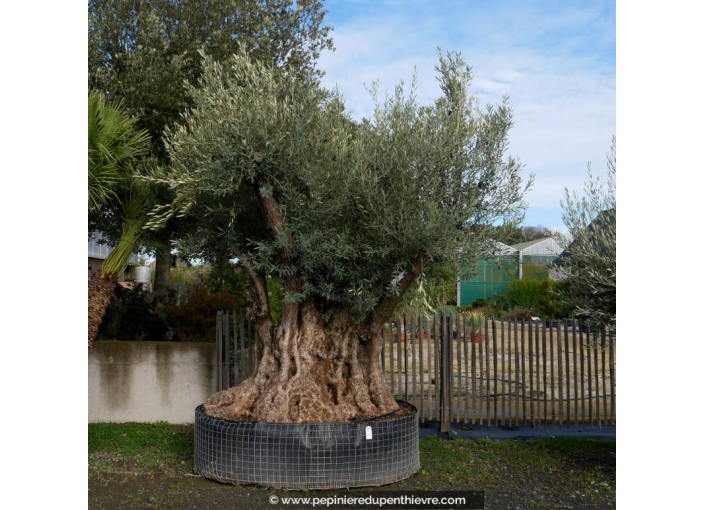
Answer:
[[89, 0, 333, 297], [88, 91, 153, 346], [521, 225, 555, 242], [556, 138, 616, 330], [148, 51, 530, 423]]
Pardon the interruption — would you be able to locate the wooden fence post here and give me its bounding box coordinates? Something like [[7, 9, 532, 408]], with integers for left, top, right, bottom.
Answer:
[[215, 311, 222, 391], [397, 315, 403, 400], [609, 328, 615, 425], [233, 314, 239, 385], [434, 312, 440, 422], [411, 316, 417, 410], [463, 314, 469, 423], [389, 319, 395, 397], [456, 312, 462, 422], [224, 311, 230, 389], [564, 319, 570, 426], [521, 319, 527, 427], [419, 314, 424, 422], [440, 315, 453, 433], [471, 314, 477, 425], [492, 318, 498, 427], [403, 315, 409, 402]]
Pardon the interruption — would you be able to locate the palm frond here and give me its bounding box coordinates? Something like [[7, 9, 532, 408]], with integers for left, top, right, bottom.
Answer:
[[88, 91, 151, 211]]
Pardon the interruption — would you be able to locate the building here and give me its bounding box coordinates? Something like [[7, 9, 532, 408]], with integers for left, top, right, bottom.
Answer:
[[457, 237, 565, 306], [88, 233, 137, 281]]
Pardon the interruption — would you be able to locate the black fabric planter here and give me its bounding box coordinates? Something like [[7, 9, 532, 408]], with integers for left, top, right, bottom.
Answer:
[[194, 401, 420, 489]]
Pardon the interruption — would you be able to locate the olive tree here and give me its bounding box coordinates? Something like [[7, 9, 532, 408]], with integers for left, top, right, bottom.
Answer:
[[557, 138, 616, 329], [148, 51, 529, 422]]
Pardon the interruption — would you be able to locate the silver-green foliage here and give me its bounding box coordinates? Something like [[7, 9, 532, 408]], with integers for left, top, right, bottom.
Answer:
[[558, 138, 616, 328], [148, 50, 530, 320]]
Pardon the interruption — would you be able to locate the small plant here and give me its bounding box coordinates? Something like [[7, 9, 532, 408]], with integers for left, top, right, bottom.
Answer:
[[508, 307, 536, 321], [461, 309, 487, 341], [493, 308, 509, 319], [491, 294, 509, 311], [471, 298, 487, 308]]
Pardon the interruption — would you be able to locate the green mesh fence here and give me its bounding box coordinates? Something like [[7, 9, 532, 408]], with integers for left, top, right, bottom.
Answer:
[[459, 254, 558, 306], [459, 256, 518, 306], [522, 255, 556, 280]]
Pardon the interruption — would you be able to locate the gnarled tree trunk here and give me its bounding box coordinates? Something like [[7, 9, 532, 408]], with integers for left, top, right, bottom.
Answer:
[[205, 301, 397, 423]]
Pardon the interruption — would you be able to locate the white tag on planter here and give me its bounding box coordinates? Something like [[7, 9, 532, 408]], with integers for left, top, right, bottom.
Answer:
[[365, 426, 373, 440]]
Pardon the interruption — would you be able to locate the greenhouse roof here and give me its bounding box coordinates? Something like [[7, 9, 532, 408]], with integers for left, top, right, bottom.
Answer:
[[488, 240, 517, 255], [511, 237, 552, 252]]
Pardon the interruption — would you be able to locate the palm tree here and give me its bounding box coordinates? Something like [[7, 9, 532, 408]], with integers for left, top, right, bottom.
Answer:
[[88, 91, 152, 346], [88, 91, 150, 212]]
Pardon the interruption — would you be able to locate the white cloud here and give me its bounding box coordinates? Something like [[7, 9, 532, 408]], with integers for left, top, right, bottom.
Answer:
[[319, 1, 615, 224]]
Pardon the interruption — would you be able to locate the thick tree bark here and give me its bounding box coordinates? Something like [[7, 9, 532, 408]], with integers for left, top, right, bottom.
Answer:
[[204, 301, 399, 423], [88, 275, 118, 347], [153, 247, 171, 299]]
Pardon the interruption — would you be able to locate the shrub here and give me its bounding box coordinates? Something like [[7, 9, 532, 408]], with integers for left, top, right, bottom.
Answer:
[[162, 288, 248, 342], [96, 287, 169, 341], [508, 279, 544, 309], [460, 303, 509, 320], [537, 280, 560, 319], [508, 279, 570, 319], [471, 298, 487, 308], [494, 308, 509, 319], [508, 307, 536, 321], [490, 294, 509, 310]]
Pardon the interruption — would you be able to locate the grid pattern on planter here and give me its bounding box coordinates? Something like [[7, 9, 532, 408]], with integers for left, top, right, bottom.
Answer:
[[194, 403, 420, 489]]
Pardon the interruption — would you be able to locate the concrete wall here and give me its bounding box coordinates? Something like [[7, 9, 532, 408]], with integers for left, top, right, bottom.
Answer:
[[89, 341, 217, 424]]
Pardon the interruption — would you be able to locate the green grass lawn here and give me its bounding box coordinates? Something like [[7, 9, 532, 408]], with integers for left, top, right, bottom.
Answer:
[[89, 423, 615, 509]]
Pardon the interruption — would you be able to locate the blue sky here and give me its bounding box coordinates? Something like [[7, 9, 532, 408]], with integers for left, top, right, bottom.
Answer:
[[318, 0, 615, 231]]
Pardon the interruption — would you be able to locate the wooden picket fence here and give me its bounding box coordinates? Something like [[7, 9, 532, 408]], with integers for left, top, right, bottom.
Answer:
[[215, 311, 615, 429]]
